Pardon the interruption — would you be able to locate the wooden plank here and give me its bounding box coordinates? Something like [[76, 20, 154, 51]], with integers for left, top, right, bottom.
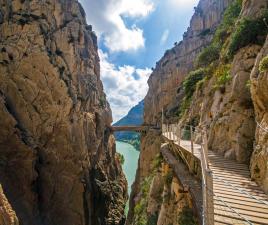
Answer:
[[213, 185, 268, 197], [162, 125, 268, 225], [214, 208, 268, 224], [214, 201, 268, 216]]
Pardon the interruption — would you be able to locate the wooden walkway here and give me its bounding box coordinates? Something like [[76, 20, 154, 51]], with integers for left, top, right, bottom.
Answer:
[[110, 125, 150, 133], [163, 132, 268, 225]]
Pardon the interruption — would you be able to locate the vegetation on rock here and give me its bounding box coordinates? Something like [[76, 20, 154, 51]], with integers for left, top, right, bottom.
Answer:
[[177, 207, 197, 225], [228, 11, 268, 57], [259, 55, 268, 72]]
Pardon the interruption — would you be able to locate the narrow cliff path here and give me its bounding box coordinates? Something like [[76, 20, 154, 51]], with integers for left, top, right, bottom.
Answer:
[[163, 133, 268, 225]]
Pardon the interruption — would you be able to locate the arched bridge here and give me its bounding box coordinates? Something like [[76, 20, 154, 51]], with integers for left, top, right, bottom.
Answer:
[[110, 125, 159, 133]]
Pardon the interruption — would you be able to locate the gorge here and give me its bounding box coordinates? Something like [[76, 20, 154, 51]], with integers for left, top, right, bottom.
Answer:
[[1, 0, 268, 225]]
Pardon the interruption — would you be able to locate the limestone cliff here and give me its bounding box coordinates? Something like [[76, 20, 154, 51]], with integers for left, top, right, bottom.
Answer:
[[128, 0, 232, 224], [0, 1, 127, 225], [0, 185, 18, 225], [144, 0, 231, 125], [179, 0, 268, 185], [250, 36, 268, 193], [128, 0, 268, 224]]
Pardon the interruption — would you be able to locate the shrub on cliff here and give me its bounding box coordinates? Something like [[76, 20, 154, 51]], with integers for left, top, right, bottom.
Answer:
[[196, 44, 220, 67], [117, 153, 125, 165], [259, 55, 268, 72], [196, 0, 242, 66], [213, 64, 231, 91], [228, 11, 268, 57], [177, 207, 197, 225], [183, 68, 206, 99]]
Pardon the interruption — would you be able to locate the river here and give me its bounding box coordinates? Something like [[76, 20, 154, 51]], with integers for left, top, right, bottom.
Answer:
[[116, 141, 140, 210]]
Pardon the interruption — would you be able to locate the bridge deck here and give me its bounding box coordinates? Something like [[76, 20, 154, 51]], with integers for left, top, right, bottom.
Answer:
[[163, 132, 268, 225], [110, 125, 149, 132]]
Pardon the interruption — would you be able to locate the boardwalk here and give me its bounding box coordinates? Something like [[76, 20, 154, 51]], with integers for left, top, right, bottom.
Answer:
[[110, 125, 150, 132], [162, 131, 268, 225]]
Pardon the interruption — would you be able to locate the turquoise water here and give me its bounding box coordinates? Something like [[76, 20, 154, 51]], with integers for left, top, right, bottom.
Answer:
[[116, 141, 140, 195]]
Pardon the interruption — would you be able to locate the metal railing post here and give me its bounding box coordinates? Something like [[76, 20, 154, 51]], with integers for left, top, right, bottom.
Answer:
[[168, 124, 170, 139], [202, 129, 209, 167], [200, 128, 214, 225], [178, 125, 181, 146], [190, 125, 194, 154], [206, 169, 214, 225]]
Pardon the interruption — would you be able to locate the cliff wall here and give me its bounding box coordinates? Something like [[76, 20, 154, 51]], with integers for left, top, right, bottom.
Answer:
[[0, 1, 127, 225], [0, 185, 18, 225], [129, 0, 268, 223], [250, 36, 268, 193], [144, 0, 231, 125]]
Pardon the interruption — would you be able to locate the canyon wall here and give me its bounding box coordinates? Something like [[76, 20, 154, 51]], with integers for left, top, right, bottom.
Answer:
[[250, 36, 268, 193], [144, 0, 231, 125], [0, 185, 18, 225], [0, 0, 127, 225], [129, 0, 268, 224], [128, 1, 232, 224]]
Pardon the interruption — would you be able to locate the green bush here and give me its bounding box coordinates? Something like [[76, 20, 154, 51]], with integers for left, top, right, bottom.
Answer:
[[99, 95, 106, 107], [196, 44, 220, 67], [221, 0, 242, 28], [148, 214, 158, 225], [153, 153, 163, 170], [177, 207, 197, 225], [198, 28, 211, 37], [259, 55, 268, 72], [117, 153, 125, 165], [213, 0, 242, 45], [214, 64, 232, 89], [183, 68, 206, 99], [228, 11, 268, 57], [164, 170, 173, 185], [177, 97, 191, 118]]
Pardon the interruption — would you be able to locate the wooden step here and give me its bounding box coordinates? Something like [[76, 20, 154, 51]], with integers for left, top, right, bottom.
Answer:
[[214, 208, 268, 224], [213, 195, 268, 210], [213, 186, 268, 198], [165, 136, 268, 224], [214, 213, 252, 225], [213, 190, 268, 204], [214, 203, 268, 219]]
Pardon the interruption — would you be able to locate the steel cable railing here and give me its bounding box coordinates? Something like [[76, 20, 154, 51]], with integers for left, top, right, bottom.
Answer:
[[213, 176, 268, 207], [161, 122, 268, 225], [255, 119, 268, 133], [206, 186, 253, 225]]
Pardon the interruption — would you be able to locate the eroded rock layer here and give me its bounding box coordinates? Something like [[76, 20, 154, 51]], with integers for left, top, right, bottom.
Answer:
[[144, 0, 231, 125], [250, 36, 268, 193], [0, 185, 18, 225], [0, 1, 127, 225], [129, 0, 268, 223]]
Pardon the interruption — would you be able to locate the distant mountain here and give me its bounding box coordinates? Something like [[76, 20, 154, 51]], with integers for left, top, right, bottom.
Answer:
[[113, 100, 144, 150]]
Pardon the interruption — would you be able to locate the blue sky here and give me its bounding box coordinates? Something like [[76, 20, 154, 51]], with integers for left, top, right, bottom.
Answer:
[[79, 0, 199, 122]]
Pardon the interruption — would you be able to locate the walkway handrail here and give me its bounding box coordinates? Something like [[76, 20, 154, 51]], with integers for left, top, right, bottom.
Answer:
[[256, 119, 268, 133], [162, 122, 268, 225], [162, 123, 214, 225]]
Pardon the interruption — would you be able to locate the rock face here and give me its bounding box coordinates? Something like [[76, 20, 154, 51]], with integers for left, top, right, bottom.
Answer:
[[250, 36, 268, 193], [129, 0, 268, 223], [190, 45, 259, 163], [0, 185, 19, 225], [0, 1, 127, 225], [144, 0, 231, 125]]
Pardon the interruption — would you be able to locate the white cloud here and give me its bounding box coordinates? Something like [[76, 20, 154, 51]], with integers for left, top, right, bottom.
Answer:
[[79, 0, 154, 52], [99, 50, 151, 122], [160, 29, 169, 45], [168, 0, 198, 7]]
